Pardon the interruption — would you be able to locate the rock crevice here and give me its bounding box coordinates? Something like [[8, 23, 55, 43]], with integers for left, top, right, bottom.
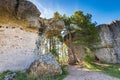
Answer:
[[15, 0, 19, 15]]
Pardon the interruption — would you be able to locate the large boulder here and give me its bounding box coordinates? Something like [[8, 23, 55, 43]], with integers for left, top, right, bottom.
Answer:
[[0, 0, 41, 29], [29, 53, 62, 77], [96, 20, 120, 63]]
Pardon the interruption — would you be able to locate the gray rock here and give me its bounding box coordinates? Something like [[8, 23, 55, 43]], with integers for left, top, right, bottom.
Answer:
[[3, 72, 17, 80], [17, 0, 41, 28], [97, 24, 113, 48], [0, 0, 41, 73], [29, 53, 62, 77], [0, 0, 41, 28], [0, 27, 39, 73], [95, 48, 117, 63], [96, 20, 120, 63], [0, 0, 63, 77]]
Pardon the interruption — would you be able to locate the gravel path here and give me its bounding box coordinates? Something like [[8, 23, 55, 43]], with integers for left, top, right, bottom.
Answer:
[[64, 65, 120, 80]]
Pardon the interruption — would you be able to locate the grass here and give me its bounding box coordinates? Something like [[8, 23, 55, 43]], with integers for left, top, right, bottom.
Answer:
[[0, 65, 68, 80], [83, 61, 120, 79]]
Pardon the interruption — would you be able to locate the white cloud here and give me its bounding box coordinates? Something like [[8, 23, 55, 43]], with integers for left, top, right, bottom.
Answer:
[[28, 0, 65, 19], [28, 0, 54, 18]]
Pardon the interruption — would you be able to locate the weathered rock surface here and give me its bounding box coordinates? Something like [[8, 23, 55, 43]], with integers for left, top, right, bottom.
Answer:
[[0, 0, 41, 29], [0, 0, 62, 77], [0, 27, 38, 72], [3, 72, 17, 80], [96, 20, 120, 63], [29, 53, 62, 77]]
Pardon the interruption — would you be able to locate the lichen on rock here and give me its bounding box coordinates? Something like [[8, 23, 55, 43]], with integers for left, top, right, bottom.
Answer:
[[29, 53, 62, 77]]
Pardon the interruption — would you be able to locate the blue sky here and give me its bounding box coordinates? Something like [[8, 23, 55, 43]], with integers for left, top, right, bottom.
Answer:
[[29, 0, 120, 25]]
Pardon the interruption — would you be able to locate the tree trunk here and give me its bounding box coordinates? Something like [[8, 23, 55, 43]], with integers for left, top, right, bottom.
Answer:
[[68, 30, 78, 65], [50, 37, 52, 52]]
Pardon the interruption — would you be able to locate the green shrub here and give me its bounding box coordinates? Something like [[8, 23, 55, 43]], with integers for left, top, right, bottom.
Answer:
[[84, 55, 95, 63], [0, 65, 68, 80], [0, 70, 11, 80], [83, 62, 120, 79]]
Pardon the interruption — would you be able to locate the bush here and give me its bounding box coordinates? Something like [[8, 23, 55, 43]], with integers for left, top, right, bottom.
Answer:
[[84, 55, 95, 63], [0, 65, 68, 80]]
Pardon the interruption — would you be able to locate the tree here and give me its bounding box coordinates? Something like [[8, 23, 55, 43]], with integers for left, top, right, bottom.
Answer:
[[61, 10, 100, 64], [40, 10, 100, 65], [53, 11, 61, 20], [70, 11, 100, 45], [60, 14, 79, 64]]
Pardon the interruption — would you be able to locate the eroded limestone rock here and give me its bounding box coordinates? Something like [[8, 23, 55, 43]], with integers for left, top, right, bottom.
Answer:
[[96, 20, 120, 63], [0, 27, 38, 72], [0, 0, 41, 29], [29, 53, 62, 77], [0, 0, 62, 77]]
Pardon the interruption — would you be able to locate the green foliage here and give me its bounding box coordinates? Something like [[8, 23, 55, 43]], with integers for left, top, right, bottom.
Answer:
[[83, 62, 120, 79], [84, 55, 95, 63], [52, 11, 100, 64], [0, 70, 10, 80], [0, 66, 68, 80], [43, 10, 100, 65], [53, 10, 100, 46], [51, 48, 59, 59], [53, 11, 62, 20], [70, 11, 100, 45]]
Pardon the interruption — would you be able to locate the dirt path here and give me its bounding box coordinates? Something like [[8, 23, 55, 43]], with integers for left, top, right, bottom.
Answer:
[[64, 65, 120, 80]]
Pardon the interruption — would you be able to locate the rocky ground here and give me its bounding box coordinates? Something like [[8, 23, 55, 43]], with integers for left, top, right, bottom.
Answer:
[[64, 65, 120, 80]]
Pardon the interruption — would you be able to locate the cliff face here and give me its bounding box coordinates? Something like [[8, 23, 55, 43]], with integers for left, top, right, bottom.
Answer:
[[0, 0, 41, 72], [0, 0, 63, 76], [0, 27, 38, 72], [96, 20, 120, 63]]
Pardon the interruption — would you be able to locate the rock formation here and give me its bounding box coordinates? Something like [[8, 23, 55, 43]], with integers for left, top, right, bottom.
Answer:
[[0, 26, 38, 72], [0, 0, 63, 77], [29, 53, 62, 77], [96, 20, 120, 63], [0, 0, 41, 30]]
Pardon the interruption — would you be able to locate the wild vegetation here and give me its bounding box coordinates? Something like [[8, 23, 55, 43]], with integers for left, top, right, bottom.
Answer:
[[39, 10, 100, 65], [38, 10, 120, 79], [83, 61, 120, 79], [0, 66, 68, 80], [1, 0, 120, 80], [1, 10, 119, 80]]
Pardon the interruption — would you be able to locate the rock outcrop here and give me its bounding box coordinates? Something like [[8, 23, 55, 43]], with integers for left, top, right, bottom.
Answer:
[[0, 0, 62, 77], [0, 0, 41, 30], [96, 20, 120, 63], [29, 53, 62, 77]]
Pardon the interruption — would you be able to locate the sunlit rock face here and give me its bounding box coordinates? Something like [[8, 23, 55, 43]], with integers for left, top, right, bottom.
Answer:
[[0, 0, 41, 73], [0, 26, 39, 72], [96, 20, 120, 63], [0, 0, 41, 28], [0, 0, 63, 76], [29, 53, 62, 77]]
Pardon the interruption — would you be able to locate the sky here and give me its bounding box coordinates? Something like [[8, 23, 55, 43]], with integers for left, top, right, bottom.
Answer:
[[28, 0, 120, 25]]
